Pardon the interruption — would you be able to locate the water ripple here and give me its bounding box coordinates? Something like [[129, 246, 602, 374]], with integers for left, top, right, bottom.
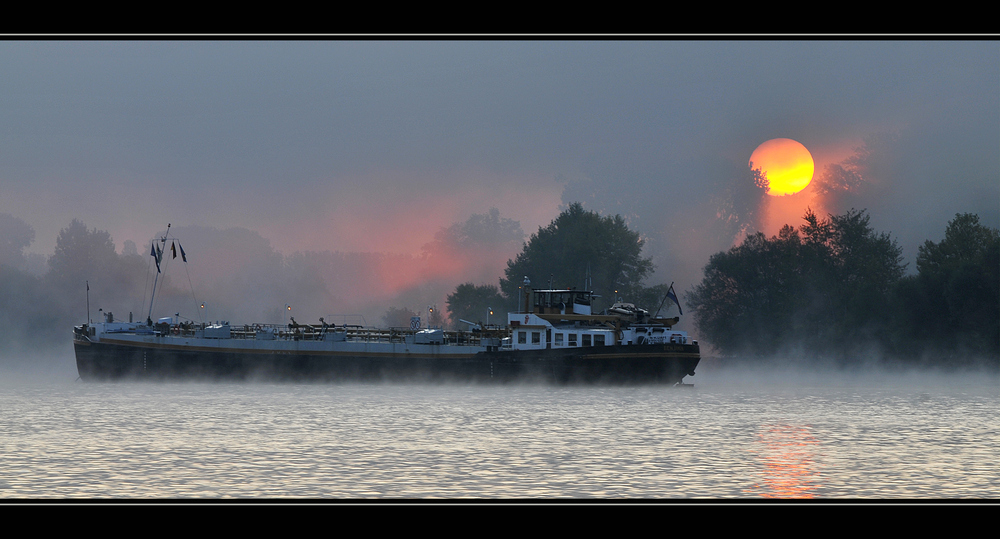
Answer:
[[0, 377, 996, 498]]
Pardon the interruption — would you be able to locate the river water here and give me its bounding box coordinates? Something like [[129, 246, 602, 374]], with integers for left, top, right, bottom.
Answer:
[[0, 359, 996, 499]]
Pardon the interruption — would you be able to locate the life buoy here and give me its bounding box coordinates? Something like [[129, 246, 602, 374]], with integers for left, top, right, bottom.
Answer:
[[524, 315, 530, 324], [172, 326, 180, 335]]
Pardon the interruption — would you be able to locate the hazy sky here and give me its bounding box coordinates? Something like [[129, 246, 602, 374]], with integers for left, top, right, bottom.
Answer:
[[1, 40, 996, 292]]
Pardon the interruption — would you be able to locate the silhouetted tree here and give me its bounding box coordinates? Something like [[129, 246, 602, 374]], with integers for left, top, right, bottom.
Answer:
[[687, 209, 905, 358], [432, 207, 525, 249], [382, 306, 418, 328], [812, 132, 899, 215], [632, 283, 685, 318], [686, 224, 805, 355], [0, 219, 140, 352], [500, 203, 653, 311], [0, 213, 35, 270], [420, 207, 525, 288], [447, 283, 505, 328], [890, 213, 999, 360], [46, 220, 127, 317], [714, 163, 769, 243], [427, 305, 444, 328]]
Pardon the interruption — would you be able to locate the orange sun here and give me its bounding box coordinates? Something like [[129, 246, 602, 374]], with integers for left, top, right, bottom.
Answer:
[[750, 138, 815, 196]]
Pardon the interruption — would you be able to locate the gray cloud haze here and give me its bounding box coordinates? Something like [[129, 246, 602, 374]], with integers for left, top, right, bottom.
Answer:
[[1, 40, 996, 325]]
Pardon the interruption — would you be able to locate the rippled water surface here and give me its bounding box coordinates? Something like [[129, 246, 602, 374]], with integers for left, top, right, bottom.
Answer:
[[0, 365, 996, 498]]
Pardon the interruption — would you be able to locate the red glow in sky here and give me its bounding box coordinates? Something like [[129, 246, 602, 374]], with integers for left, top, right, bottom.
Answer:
[[758, 139, 859, 237]]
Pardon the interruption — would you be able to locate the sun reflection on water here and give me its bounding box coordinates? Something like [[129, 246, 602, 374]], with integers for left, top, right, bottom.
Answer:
[[746, 424, 821, 498]]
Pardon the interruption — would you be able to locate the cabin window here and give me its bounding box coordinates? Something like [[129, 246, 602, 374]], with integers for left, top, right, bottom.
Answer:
[[594, 334, 606, 346], [583, 334, 592, 347], [555, 333, 564, 346], [531, 332, 540, 344], [518, 332, 527, 344], [568, 334, 577, 346]]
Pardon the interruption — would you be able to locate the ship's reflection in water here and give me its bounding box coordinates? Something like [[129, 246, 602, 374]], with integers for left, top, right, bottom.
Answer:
[[746, 424, 821, 498]]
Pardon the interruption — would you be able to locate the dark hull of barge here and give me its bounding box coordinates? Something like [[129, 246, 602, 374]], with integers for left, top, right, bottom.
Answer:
[[74, 339, 700, 385]]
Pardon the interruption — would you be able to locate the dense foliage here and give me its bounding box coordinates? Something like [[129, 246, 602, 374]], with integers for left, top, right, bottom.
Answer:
[[687, 209, 906, 359], [429, 207, 525, 250], [688, 210, 999, 364], [446, 283, 505, 328], [0, 218, 159, 353], [500, 203, 653, 311], [889, 213, 1000, 359]]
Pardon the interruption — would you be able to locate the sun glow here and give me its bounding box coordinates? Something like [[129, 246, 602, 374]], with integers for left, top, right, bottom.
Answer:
[[750, 138, 815, 196]]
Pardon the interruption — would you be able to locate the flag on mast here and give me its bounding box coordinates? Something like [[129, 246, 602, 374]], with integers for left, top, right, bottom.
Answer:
[[171, 242, 177, 259], [666, 284, 683, 315], [151, 242, 161, 273]]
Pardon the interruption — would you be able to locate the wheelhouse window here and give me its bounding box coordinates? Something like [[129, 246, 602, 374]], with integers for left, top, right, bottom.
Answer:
[[568, 334, 577, 347], [531, 332, 540, 344], [594, 334, 606, 346], [518, 332, 527, 344], [583, 334, 592, 347], [555, 333, 564, 346]]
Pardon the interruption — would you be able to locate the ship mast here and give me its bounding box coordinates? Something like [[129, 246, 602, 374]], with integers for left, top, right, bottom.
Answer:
[[146, 223, 170, 324]]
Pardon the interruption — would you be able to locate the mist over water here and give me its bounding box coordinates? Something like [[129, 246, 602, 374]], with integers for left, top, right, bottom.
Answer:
[[1, 355, 995, 498], [0, 41, 995, 500]]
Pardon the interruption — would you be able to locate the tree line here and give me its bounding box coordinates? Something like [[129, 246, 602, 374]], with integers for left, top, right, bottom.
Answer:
[[686, 210, 999, 364], [4, 203, 995, 369], [0, 218, 156, 354], [443, 203, 669, 329]]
